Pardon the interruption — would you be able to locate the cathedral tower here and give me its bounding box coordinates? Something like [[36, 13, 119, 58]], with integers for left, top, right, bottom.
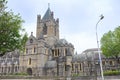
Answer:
[[36, 6, 59, 46]]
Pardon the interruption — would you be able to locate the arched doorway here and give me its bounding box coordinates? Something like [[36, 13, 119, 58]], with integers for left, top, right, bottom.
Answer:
[[27, 68, 32, 75]]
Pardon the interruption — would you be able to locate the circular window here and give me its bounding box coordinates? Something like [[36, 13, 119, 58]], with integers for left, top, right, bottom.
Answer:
[[30, 39, 33, 43]]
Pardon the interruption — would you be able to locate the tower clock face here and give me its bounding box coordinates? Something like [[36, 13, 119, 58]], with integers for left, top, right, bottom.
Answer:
[[30, 39, 33, 43]]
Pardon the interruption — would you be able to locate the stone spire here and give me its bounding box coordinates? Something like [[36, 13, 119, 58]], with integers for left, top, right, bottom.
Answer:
[[48, 3, 50, 8], [42, 3, 53, 21]]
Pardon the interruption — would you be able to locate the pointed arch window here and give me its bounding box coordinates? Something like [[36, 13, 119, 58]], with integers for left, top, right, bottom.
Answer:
[[58, 49, 59, 56], [29, 58, 31, 65], [2, 67, 3, 73], [43, 23, 47, 35], [26, 48, 28, 54], [72, 63, 74, 71], [80, 63, 82, 70], [65, 48, 67, 56], [52, 50, 54, 57], [34, 47, 36, 53]]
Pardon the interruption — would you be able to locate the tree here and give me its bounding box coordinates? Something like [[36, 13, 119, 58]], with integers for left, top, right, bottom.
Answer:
[[0, 0, 28, 56], [0, 0, 7, 13], [101, 26, 120, 61]]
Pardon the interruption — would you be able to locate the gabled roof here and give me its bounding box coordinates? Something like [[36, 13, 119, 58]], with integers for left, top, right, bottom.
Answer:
[[42, 8, 53, 21], [26, 32, 37, 45], [54, 39, 74, 47]]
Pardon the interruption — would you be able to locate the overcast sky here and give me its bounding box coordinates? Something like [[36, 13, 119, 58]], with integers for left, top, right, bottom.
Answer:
[[7, 0, 120, 53]]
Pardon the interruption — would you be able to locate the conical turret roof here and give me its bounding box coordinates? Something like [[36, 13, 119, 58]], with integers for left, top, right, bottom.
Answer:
[[42, 7, 52, 21]]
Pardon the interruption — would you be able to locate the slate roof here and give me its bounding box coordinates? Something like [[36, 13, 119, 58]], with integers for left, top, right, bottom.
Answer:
[[26, 32, 38, 45], [82, 48, 98, 53], [0, 50, 19, 65], [72, 48, 106, 62], [82, 48, 105, 59], [42, 8, 53, 21], [72, 54, 86, 62], [66, 48, 72, 56], [45, 60, 57, 68], [55, 39, 74, 47]]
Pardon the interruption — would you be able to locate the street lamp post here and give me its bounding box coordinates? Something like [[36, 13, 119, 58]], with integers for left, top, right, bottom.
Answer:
[[96, 14, 104, 80]]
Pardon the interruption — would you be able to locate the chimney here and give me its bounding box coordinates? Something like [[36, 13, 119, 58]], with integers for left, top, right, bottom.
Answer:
[[31, 32, 33, 36], [51, 11, 54, 18], [56, 18, 59, 23], [37, 15, 41, 23]]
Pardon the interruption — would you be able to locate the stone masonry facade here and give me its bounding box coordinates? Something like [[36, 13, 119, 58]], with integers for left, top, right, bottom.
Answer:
[[0, 7, 120, 77]]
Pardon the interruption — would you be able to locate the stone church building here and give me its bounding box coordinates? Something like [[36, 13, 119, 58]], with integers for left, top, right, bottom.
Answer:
[[19, 7, 74, 76], [0, 7, 119, 77]]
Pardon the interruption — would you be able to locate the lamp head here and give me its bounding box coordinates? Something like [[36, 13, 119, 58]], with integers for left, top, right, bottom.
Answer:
[[100, 14, 104, 20]]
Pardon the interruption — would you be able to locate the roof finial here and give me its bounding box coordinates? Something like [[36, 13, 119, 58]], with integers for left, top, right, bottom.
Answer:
[[31, 32, 33, 36], [48, 3, 50, 8]]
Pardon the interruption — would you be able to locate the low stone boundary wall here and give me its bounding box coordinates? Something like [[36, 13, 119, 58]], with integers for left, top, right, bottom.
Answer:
[[72, 76, 97, 80], [72, 76, 120, 80], [0, 75, 66, 80], [98, 76, 120, 80], [0, 75, 120, 80]]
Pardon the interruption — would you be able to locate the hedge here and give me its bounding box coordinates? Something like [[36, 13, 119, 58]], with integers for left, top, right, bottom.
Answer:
[[104, 70, 120, 76]]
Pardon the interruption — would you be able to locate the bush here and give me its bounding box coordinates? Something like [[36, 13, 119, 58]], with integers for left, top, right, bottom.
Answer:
[[104, 70, 120, 76], [72, 74, 80, 77], [13, 72, 28, 76]]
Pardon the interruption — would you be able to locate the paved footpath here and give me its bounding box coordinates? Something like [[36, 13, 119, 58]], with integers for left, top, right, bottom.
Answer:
[[1, 78, 119, 80], [0, 79, 53, 80], [0, 79, 120, 80], [97, 76, 120, 80], [105, 79, 120, 80], [97, 78, 120, 80]]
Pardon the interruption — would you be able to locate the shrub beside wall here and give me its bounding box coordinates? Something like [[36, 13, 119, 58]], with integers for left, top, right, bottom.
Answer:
[[104, 70, 120, 76]]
